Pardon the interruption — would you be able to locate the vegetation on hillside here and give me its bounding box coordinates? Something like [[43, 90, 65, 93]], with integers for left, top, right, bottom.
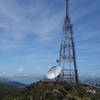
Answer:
[[1, 80, 100, 100], [0, 83, 22, 100]]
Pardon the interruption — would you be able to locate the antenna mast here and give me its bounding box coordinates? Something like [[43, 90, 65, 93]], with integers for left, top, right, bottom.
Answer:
[[57, 0, 79, 83]]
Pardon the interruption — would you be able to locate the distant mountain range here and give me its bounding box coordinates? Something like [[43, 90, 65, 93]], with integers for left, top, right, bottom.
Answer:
[[0, 77, 26, 88], [80, 77, 100, 86], [0, 74, 45, 85], [1, 74, 100, 86], [0, 73, 46, 84], [6, 75, 45, 84]]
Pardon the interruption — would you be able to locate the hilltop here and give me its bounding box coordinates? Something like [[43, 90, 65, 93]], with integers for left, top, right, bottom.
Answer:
[[2, 80, 100, 100]]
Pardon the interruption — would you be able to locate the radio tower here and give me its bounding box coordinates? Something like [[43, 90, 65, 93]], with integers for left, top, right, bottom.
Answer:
[[57, 0, 79, 83]]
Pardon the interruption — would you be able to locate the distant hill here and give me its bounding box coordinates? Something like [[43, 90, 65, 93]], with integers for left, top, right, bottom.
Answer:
[[5, 75, 45, 84], [0, 83, 22, 100], [0, 77, 26, 88], [80, 77, 100, 86], [0, 77, 10, 83]]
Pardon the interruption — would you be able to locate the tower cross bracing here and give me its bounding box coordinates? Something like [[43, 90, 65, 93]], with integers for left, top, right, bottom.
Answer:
[[57, 0, 79, 83]]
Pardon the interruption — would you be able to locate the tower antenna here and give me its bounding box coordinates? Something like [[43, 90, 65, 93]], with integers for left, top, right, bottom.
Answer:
[[57, 0, 79, 83]]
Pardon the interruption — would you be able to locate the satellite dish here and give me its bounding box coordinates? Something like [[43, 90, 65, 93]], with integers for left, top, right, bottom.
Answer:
[[47, 66, 61, 79]]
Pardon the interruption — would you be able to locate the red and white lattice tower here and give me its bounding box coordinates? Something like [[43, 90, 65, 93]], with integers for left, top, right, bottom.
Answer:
[[57, 0, 79, 83]]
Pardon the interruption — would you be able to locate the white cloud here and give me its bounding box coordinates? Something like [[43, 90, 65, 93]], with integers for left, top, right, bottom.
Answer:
[[0, 72, 6, 76], [17, 68, 24, 73], [89, 73, 95, 77], [36, 67, 41, 70]]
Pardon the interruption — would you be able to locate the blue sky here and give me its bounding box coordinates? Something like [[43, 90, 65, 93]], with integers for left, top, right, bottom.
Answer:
[[0, 0, 100, 77]]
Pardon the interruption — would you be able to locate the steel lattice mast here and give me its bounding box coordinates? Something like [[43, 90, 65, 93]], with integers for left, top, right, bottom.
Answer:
[[57, 0, 79, 83]]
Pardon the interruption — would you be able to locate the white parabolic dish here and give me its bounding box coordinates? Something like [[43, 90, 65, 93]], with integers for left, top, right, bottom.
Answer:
[[47, 66, 61, 79]]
